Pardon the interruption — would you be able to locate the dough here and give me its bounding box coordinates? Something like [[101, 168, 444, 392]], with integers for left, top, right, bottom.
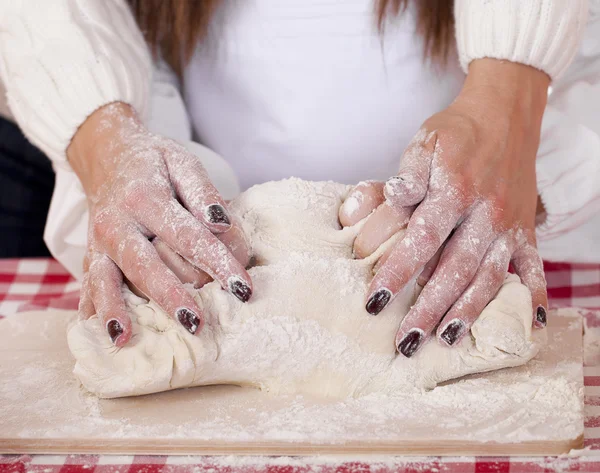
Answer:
[[68, 179, 543, 399]]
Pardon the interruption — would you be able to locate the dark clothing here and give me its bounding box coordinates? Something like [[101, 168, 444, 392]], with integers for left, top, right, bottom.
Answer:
[[0, 117, 54, 257]]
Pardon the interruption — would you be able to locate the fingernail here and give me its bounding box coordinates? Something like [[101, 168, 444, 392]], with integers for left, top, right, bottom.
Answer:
[[229, 277, 252, 303], [107, 319, 123, 345], [536, 306, 547, 327], [386, 175, 411, 193], [206, 204, 231, 226], [397, 329, 425, 358], [366, 288, 392, 315], [384, 177, 402, 196], [177, 308, 201, 335], [439, 319, 466, 346]]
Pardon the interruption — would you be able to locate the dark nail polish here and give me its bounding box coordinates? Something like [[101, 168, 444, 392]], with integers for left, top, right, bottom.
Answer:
[[177, 308, 201, 335], [536, 306, 547, 327], [230, 278, 252, 303], [107, 319, 123, 344], [366, 289, 392, 315], [397, 329, 425, 358], [207, 204, 231, 226], [440, 319, 466, 346]]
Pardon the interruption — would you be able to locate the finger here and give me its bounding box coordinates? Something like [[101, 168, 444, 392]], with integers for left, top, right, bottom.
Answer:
[[339, 181, 385, 227], [436, 236, 512, 346], [353, 202, 414, 259], [138, 198, 253, 303], [87, 253, 133, 347], [373, 243, 394, 274], [163, 145, 233, 234], [371, 215, 424, 274], [78, 272, 95, 320], [365, 195, 463, 316], [153, 238, 212, 288], [217, 218, 252, 268], [393, 206, 495, 357], [152, 219, 252, 289], [384, 129, 436, 207], [512, 242, 548, 328], [416, 243, 445, 287], [102, 225, 205, 336]]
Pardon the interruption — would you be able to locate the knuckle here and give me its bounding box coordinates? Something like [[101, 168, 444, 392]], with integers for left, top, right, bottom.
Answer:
[[173, 222, 209, 252], [410, 219, 443, 251], [181, 232, 225, 271], [484, 240, 511, 269], [121, 251, 148, 279], [171, 224, 194, 247], [122, 181, 147, 208], [91, 212, 117, 244], [450, 253, 479, 281], [484, 264, 507, 288], [121, 180, 165, 211], [117, 238, 150, 278]]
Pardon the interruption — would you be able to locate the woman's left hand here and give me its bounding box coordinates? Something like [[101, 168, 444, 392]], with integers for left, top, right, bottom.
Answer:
[[340, 58, 551, 357]]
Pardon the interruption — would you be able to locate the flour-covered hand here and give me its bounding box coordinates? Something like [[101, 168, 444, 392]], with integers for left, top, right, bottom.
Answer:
[[69, 103, 252, 346], [357, 59, 550, 357]]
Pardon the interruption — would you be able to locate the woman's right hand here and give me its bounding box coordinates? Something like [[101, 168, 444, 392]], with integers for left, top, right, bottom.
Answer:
[[67, 103, 253, 347]]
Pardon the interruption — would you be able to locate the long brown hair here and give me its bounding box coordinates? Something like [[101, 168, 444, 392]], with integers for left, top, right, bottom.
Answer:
[[128, 0, 454, 75]]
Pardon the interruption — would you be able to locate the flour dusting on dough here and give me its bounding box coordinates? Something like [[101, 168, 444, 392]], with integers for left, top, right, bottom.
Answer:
[[68, 178, 542, 399]]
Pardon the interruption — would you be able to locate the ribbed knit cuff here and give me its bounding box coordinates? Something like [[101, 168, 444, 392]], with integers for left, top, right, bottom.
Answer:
[[0, 0, 151, 170], [455, 0, 589, 80]]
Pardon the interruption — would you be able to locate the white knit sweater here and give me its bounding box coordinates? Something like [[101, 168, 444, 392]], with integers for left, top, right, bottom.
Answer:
[[455, 0, 589, 78], [0, 0, 151, 169], [0, 0, 598, 273]]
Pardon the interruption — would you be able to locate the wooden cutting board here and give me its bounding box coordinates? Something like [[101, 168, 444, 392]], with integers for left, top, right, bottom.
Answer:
[[0, 309, 584, 456]]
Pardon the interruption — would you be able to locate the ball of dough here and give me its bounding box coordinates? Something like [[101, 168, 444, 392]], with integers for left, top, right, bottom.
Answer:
[[68, 179, 543, 399]]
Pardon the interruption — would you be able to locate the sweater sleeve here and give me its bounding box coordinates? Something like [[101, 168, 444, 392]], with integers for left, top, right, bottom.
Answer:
[[43, 57, 241, 279], [0, 0, 152, 170], [454, 0, 589, 79], [535, 1, 600, 263]]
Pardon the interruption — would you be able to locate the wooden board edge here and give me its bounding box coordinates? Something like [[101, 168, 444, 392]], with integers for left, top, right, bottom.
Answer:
[[0, 434, 584, 456]]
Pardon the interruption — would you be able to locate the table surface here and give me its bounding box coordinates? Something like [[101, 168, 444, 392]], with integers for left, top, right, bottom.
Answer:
[[1, 257, 600, 473]]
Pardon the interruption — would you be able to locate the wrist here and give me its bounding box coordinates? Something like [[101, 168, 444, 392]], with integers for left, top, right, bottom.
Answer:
[[459, 58, 550, 130], [67, 102, 142, 197]]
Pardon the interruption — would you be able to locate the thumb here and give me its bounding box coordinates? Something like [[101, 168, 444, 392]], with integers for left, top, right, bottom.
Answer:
[[339, 181, 385, 227], [384, 129, 436, 207]]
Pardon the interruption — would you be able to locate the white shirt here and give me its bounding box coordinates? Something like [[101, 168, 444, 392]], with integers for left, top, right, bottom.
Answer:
[[184, 1, 464, 190]]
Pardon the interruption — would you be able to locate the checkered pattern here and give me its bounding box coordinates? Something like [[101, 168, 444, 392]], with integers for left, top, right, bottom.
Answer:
[[0, 258, 79, 318], [1, 455, 599, 472], [0, 257, 599, 472]]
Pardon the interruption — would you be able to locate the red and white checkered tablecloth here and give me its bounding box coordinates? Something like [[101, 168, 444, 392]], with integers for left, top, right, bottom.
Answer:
[[1, 257, 600, 473]]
